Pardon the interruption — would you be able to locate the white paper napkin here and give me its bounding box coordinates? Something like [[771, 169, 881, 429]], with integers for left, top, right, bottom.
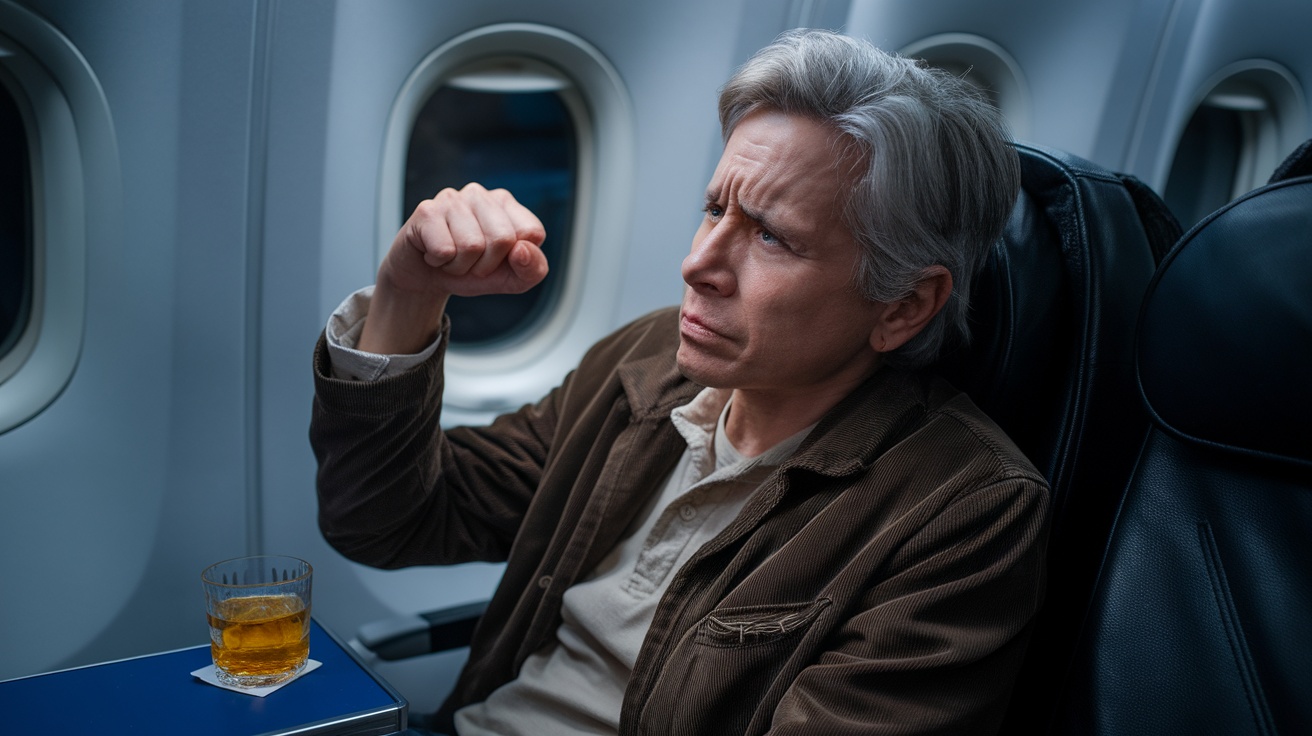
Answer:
[[191, 659, 322, 697]]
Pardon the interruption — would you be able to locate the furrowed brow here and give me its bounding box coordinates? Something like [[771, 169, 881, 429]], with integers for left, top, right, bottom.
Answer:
[[737, 201, 803, 246]]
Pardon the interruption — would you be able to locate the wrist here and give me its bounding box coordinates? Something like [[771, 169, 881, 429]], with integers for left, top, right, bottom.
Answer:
[[357, 275, 449, 355]]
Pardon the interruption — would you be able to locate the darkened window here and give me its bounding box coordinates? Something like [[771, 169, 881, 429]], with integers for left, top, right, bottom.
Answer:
[[931, 60, 1002, 110], [404, 63, 578, 346], [0, 79, 31, 360], [903, 36, 1030, 141], [1164, 104, 1245, 228]]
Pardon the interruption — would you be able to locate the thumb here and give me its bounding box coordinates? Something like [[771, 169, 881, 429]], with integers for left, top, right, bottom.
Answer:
[[508, 240, 549, 289]]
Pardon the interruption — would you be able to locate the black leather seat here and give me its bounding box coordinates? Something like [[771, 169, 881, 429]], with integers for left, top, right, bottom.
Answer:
[[1051, 139, 1312, 734], [932, 143, 1176, 732]]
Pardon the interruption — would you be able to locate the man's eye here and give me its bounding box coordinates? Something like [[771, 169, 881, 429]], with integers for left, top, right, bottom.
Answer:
[[704, 204, 724, 219], [759, 230, 790, 250]]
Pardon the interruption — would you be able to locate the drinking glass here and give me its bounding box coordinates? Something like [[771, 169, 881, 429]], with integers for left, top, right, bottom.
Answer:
[[201, 555, 312, 688]]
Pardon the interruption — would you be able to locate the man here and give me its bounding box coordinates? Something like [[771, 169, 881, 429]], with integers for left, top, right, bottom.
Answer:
[[312, 29, 1047, 735]]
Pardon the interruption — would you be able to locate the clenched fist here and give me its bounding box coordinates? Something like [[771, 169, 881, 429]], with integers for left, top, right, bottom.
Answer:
[[359, 184, 548, 355]]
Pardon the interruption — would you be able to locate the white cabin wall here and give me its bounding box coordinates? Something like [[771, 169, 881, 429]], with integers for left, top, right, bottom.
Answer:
[[847, 0, 1179, 169], [0, 0, 259, 678]]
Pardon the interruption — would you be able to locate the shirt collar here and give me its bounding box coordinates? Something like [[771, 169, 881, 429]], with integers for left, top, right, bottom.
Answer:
[[670, 387, 815, 478]]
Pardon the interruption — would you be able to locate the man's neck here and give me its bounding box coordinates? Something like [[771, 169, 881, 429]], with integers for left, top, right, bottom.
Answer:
[[725, 381, 863, 457]]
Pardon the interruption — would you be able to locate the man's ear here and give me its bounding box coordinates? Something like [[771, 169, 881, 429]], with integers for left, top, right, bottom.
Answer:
[[869, 266, 953, 353]]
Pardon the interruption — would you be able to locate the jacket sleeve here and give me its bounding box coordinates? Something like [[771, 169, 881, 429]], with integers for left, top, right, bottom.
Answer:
[[766, 475, 1049, 735], [309, 318, 561, 569]]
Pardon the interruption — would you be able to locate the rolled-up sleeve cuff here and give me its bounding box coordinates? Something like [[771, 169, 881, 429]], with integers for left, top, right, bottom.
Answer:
[[325, 285, 442, 381]]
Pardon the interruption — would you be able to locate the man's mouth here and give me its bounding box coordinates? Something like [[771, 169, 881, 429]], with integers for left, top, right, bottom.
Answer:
[[680, 311, 730, 342]]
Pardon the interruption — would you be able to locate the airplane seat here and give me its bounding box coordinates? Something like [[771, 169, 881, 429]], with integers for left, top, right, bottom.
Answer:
[[930, 142, 1175, 733], [352, 142, 1175, 728], [1050, 138, 1312, 734]]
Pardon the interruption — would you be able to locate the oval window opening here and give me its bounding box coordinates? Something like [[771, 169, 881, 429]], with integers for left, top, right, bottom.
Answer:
[[1163, 65, 1305, 230], [403, 57, 579, 347], [900, 34, 1031, 141], [1163, 97, 1251, 227], [0, 75, 31, 364], [929, 59, 1002, 109]]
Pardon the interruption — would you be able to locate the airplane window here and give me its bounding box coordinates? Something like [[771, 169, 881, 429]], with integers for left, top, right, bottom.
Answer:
[[930, 60, 1002, 110], [1164, 69, 1303, 229], [0, 15, 102, 434], [898, 33, 1031, 141], [1164, 102, 1246, 227], [382, 24, 635, 425], [0, 77, 31, 361], [404, 59, 578, 346]]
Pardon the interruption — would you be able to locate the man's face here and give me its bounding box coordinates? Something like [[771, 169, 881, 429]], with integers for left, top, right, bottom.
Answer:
[[677, 110, 888, 399]]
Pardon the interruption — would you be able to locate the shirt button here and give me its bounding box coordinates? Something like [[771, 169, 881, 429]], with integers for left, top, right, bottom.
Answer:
[[679, 504, 697, 521], [537, 575, 552, 589]]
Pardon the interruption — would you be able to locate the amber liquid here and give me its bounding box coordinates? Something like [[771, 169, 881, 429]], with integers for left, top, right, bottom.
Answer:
[[208, 594, 309, 684]]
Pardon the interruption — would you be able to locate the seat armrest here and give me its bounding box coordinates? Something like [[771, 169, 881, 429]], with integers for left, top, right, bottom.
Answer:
[[355, 600, 489, 661]]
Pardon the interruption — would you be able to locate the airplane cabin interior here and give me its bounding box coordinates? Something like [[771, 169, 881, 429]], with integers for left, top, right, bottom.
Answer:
[[0, 0, 1308, 733]]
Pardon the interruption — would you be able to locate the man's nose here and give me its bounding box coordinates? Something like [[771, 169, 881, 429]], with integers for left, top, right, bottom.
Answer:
[[681, 224, 737, 297]]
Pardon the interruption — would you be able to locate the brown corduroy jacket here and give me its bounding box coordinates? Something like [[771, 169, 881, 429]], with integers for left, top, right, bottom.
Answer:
[[311, 307, 1049, 735]]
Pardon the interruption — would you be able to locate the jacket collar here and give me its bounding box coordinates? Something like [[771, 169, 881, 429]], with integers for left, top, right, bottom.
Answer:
[[785, 367, 932, 478], [617, 350, 703, 422], [617, 343, 932, 479]]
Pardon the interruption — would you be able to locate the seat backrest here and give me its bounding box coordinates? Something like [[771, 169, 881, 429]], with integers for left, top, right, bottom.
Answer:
[[1052, 140, 1312, 734], [932, 142, 1177, 732]]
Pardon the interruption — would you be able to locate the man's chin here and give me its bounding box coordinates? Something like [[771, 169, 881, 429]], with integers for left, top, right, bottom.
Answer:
[[675, 346, 731, 388]]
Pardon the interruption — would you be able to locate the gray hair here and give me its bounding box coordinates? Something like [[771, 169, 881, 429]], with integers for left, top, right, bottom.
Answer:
[[719, 29, 1021, 369]]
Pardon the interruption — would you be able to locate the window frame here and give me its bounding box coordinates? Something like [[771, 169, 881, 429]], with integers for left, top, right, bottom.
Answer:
[[378, 23, 635, 424], [0, 2, 116, 435], [1163, 60, 1307, 227], [900, 33, 1032, 141], [402, 61, 581, 349]]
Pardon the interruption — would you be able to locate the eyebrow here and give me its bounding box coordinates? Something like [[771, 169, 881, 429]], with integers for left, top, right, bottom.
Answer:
[[705, 189, 806, 248]]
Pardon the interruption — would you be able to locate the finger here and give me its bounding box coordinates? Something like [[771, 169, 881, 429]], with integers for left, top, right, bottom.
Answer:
[[404, 200, 456, 269], [493, 188, 547, 248], [434, 192, 489, 276], [465, 191, 522, 279]]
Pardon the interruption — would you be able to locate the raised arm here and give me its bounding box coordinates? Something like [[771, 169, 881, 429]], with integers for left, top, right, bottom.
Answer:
[[311, 184, 553, 568], [359, 183, 548, 355]]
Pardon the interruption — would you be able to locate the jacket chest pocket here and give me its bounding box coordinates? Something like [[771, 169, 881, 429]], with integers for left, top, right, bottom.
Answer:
[[696, 598, 832, 648], [643, 598, 832, 734]]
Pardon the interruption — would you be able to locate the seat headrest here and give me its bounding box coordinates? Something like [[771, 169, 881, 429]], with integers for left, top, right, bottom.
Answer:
[[1137, 162, 1312, 466], [934, 143, 1165, 474]]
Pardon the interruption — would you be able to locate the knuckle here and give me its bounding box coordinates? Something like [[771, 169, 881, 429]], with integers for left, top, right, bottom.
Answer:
[[485, 226, 515, 248], [412, 198, 439, 219], [460, 239, 487, 260]]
